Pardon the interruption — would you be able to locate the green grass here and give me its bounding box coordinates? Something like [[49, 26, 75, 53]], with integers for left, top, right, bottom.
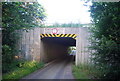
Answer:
[[72, 64, 101, 79], [3, 61, 44, 79]]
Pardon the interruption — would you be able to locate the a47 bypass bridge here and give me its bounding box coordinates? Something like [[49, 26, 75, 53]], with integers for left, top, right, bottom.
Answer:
[[16, 27, 91, 79]]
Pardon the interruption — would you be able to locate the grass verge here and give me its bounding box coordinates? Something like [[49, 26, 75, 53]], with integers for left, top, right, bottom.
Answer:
[[72, 64, 101, 79], [3, 61, 44, 79]]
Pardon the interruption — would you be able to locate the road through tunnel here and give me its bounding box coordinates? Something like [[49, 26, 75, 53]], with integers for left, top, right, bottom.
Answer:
[[40, 34, 76, 63]]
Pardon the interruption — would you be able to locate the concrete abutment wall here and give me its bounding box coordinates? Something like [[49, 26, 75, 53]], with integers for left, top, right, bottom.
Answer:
[[76, 27, 90, 65], [17, 27, 91, 65]]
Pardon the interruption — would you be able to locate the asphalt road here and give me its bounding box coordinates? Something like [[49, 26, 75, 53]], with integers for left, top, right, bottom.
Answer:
[[21, 56, 74, 79]]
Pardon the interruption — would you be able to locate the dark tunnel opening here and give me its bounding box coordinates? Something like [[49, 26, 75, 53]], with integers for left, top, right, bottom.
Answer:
[[41, 37, 76, 63], [41, 37, 76, 46]]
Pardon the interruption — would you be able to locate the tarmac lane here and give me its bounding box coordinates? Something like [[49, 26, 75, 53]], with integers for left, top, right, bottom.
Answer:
[[20, 56, 74, 80]]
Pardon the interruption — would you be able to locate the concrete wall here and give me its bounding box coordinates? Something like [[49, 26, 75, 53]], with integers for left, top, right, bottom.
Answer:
[[40, 28, 79, 34], [76, 27, 90, 65], [17, 27, 91, 65], [39, 27, 90, 65], [17, 28, 41, 62]]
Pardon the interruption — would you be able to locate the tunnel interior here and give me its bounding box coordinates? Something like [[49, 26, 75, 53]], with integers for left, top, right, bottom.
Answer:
[[41, 37, 76, 63], [42, 37, 76, 46]]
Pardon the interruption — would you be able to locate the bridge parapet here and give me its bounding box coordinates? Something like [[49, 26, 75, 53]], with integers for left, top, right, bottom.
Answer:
[[40, 27, 80, 34]]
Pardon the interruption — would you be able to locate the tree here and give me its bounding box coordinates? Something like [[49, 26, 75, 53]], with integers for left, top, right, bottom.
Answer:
[[90, 2, 120, 79], [2, 2, 46, 73]]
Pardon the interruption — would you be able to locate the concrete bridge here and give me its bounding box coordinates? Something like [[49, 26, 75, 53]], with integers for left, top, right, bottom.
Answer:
[[17, 27, 91, 65]]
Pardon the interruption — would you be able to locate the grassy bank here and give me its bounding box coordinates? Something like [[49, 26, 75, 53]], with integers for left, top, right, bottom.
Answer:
[[72, 64, 101, 79], [3, 61, 44, 79]]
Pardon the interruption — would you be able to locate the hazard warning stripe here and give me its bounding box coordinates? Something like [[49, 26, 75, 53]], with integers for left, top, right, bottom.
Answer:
[[72, 34, 76, 38], [40, 34, 77, 40], [65, 34, 69, 37], [47, 34, 50, 37]]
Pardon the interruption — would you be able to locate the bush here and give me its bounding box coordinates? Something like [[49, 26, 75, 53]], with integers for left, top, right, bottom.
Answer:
[[2, 2, 46, 73], [3, 61, 44, 79], [89, 2, 120, 79], [72, 64, 102, 79], [2, 45, 16, 72]]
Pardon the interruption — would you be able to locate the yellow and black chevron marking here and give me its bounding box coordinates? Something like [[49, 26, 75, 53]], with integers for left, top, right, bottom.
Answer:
[[40, 34, 76, 40]]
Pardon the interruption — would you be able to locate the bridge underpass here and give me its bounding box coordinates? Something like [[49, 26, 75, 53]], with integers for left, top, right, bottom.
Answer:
[[19, 27, 91, 79], [41, 36, 76, 63], [17, 27, 90, 66]]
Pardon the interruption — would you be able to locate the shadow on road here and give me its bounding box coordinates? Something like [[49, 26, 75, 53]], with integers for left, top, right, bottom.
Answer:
[[20, 56, 74, 80]]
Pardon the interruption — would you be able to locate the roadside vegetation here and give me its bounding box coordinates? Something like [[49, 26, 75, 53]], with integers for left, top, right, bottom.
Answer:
[[2, 1, 120, 80], [46, 23, 92, 28], [72, 64, 102, 79], [89, 2, 120, 79], [3, 61, 44, 79], [2, 2, 46, 79], [72, 2, 120, 80], [68, 47, 76, 54]]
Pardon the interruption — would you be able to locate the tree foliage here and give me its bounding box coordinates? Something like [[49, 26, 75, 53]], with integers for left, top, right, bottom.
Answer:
[[2, 2, 46, 31], [90, 2, 120, 79], [2, 2, 46, 73], [46, 23, 92, 27]]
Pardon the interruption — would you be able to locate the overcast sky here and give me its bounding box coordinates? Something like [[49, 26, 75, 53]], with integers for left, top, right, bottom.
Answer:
[[38, 0, 91, 24]]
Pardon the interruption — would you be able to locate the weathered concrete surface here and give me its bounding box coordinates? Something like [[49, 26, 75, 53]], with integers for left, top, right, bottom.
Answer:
[[17, 27, 90, 65], [40, 28, 79, 34], [17, 28, 41, 62], [21, 57, 74, 79], [40, 27, 90, 65], [76, 27, 90, 65]]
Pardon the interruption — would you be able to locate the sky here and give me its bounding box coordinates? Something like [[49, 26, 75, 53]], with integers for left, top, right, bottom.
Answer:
[[37, 0, 91, 24]]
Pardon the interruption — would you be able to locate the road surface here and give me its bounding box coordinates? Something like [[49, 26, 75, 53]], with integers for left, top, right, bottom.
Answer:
[[21, 56, 74, 79]]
